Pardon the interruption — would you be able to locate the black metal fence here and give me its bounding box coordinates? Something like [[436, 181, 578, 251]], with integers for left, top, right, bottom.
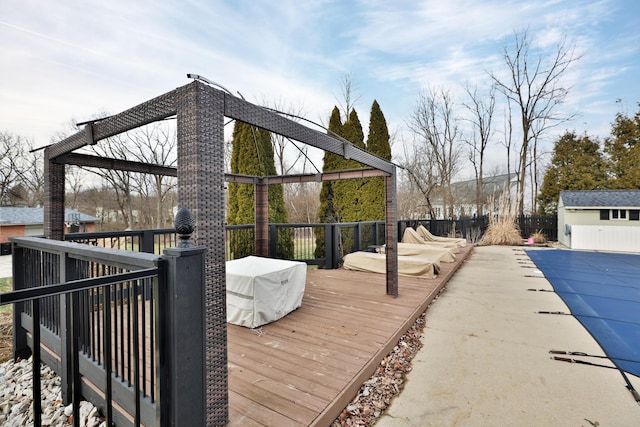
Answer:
[[61, 215, 557, 269], [2, 236, 207, 426], [63, 228, 177, 255]]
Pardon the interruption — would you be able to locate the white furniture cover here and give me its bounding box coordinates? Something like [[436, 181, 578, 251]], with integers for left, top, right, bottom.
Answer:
[[226, 256, 307, 328]]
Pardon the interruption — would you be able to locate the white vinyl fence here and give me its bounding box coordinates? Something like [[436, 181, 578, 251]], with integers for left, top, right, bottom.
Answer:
[[570, 225, 640, 252]]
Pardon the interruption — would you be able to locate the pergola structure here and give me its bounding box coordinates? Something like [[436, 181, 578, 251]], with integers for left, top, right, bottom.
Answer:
[[43, 79, 398, 425]]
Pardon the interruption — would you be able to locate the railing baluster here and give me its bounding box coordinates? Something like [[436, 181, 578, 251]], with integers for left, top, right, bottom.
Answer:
[[114, 280, 120, 379], [32, 298, 42, 427], [150, 277, 155, 402], [119, 281, 125, 382], [131, 279, 141, 425], [71, 291, 81, 427], [126, 280, 132, 386], [103, 284, 113, 426], [141, 277, 147, 397]]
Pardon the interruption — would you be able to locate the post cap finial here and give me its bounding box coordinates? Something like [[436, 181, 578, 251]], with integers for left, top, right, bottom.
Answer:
[[174, 207, 195, 248]]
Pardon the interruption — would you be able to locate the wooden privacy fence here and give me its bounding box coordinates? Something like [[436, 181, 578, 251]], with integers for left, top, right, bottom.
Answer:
[[1, 236, 208, 427]]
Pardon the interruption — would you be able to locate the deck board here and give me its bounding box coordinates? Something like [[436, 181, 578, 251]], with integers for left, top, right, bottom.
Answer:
[[228, 245, 473, 426]]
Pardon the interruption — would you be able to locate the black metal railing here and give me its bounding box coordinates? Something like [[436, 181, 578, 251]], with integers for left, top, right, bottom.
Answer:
[[64, 215, 557, 268], [4, 237, 165, 427], [64, 228, 177, 255]]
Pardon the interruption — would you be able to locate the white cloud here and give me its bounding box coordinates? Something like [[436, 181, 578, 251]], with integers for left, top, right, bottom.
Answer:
[[0, 0, 638, 160]]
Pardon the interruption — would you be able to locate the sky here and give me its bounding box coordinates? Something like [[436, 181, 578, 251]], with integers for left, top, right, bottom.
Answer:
[[1, 0, 639, 178]]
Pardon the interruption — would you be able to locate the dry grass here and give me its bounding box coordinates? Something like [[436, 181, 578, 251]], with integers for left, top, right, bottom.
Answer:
[[0, 277, 13, 363], [0, 311, 12, 363], [480, 192, 522, 246], [529, 230, 547, 244]]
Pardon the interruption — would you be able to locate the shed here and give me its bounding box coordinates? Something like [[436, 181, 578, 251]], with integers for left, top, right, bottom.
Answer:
[[0, 207, 100, 246], [558, 190, 640, 252]]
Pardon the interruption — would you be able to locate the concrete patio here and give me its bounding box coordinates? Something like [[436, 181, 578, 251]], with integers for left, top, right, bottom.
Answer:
[[376, 245, 640, 426]]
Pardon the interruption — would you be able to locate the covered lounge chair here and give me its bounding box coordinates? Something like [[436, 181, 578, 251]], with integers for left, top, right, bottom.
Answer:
[[416, 224, 467, 247], [375, 243, 456, 263], [342, 251, 440, 279], [401, 228, 460, 253]]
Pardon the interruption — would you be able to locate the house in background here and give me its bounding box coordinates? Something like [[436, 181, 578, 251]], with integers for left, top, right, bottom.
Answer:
[[431, 174, 518, 219], [558, 190, 640, 252], [0, 207, 101, 251]]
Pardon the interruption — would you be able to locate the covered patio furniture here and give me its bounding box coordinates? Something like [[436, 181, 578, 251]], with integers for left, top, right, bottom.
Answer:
[[226, 256, 307, 328], [401, 228, 460, 253], [343, 251, 440, 279], [375, 243, 456, 263], [416, 225, 467, 247]]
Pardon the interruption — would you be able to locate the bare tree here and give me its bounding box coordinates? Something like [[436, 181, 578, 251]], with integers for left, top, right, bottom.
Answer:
[[408, 88, 463, 218], [397, 139, 437, 219], [7, 140, 45, 207], [336, 73, 362, 121], [125, 123, 177, 228], [85, 135, 136, 228], [489, 29, 580, 214], [284, 182, 320, 223], [262, 99, 310, 175], [498, 99, 515, 207], [462, 83, 496, 216], [80, 122, 177, 229], [66, 166, 86, 211], [0, 131, 26, 206]]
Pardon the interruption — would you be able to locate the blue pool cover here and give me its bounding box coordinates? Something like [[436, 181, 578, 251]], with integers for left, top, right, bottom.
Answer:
[[526, 249, 640, 378]]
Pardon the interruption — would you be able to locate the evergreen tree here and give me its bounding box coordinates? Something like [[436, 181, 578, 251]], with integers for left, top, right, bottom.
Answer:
[[314, 107, 343, 259], [332, 109, 368, 255], [361, 100, 391, 221], [333, 109, 367, 222], [604, 106, 640, 189], [227, 121, 293, 258], [538, 131, 608, 214], [317, 107, 344, 223]]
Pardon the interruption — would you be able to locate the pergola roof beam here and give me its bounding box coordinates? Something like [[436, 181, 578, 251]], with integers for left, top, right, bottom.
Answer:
[[222, 93, 395, 175], [47, 91, 178, 160], [56, 153, 178, 177]]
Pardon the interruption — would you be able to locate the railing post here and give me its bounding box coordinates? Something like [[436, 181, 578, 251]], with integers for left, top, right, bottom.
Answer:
[[332, 224, 340, 269], [158, 208, 207, 426], [354, 223, 361, 252], [59, 252, 77, 404], [11, 244, 29, 360], [268, 224, 278, 258], [324, 224, 333, 269], [141, 230, 156, 254]]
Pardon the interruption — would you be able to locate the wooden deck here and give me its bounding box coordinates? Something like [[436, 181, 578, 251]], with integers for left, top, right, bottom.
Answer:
[[227, 245, 473, 426]]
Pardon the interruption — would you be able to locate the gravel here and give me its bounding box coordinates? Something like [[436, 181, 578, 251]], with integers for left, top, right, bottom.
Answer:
[[0, 357, 103, 427], [332, 306, 430, 426]]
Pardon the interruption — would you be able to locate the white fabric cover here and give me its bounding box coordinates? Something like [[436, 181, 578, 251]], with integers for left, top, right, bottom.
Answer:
[[226, 256, 307, 328], [342, 251, 440, 278], [416, 225, 467, 247], [401, 228, 461, 253]]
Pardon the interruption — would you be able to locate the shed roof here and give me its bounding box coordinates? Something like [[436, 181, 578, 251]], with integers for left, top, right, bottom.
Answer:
[[0, 207, 100, 226], [560, 190, 640, 208]]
